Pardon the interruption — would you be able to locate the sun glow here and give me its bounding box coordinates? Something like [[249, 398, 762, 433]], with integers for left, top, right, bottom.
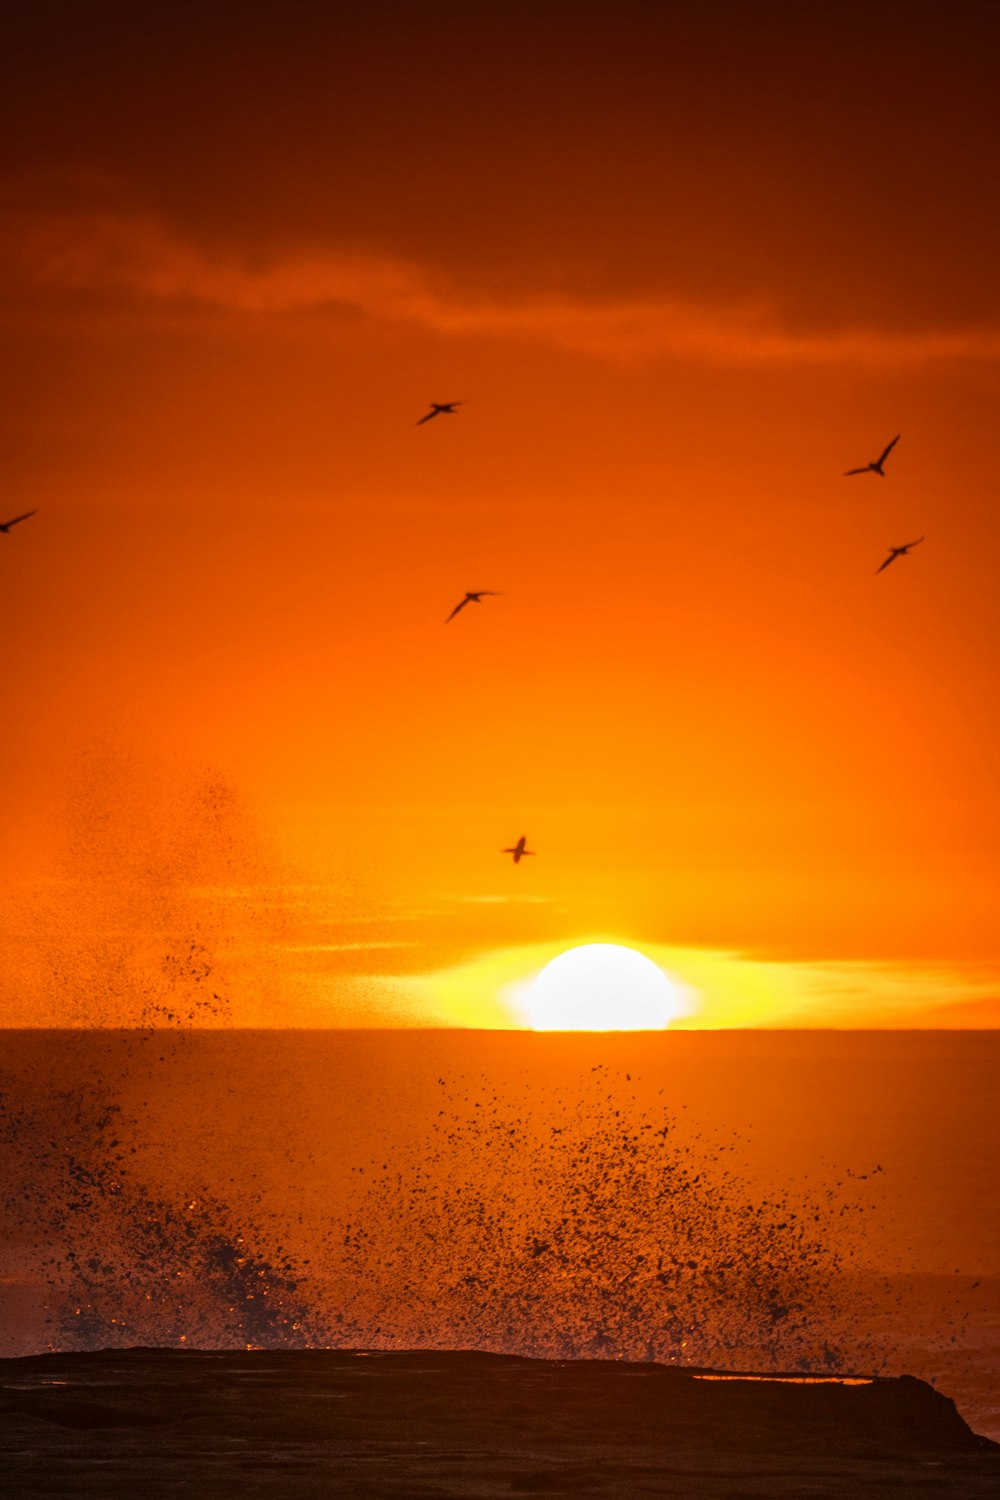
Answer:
[[519, 943, 686, 1031]]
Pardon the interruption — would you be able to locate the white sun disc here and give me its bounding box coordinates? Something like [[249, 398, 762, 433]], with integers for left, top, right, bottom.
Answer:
[[522, 944, 683, 1031]]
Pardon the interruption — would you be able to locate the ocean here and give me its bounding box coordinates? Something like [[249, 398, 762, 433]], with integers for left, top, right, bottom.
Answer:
[[2, 1029, 998, 1438]]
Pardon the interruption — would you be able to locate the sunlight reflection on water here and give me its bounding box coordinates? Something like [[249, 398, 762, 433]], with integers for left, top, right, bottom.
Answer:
[[694, 1373, 873, 1385]]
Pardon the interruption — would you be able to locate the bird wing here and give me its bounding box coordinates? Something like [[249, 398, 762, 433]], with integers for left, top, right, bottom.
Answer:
[[903, 535, 925, 550], [877, 434, 900, 466], [844, 467, 869, 476], [445, 597, 470, 623], [416, 408, 439, 425], [1, 509, 38, 528], [875, 552, 897, 574]]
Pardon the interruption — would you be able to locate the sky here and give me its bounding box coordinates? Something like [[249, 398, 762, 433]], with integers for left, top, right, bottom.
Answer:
[[3, 0, 1000, 1027]]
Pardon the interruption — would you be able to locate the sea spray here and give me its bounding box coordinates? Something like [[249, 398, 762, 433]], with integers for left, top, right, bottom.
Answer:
[[1, 1046, 896, 1368]]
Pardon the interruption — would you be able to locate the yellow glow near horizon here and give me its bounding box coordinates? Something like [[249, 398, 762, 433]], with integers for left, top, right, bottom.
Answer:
[[379, 937, 998, 1031], [517, 943, 688, 1031]]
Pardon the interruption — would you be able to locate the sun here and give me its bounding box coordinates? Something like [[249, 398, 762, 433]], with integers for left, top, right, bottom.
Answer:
[[519, 943, 685, 1031]]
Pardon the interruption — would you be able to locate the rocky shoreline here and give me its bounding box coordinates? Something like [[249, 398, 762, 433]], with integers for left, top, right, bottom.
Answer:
[[1, 1347, 998, 1497]]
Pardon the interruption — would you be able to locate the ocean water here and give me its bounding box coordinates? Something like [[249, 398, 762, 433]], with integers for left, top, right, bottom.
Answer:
[[1, 1030, 998, 1438]]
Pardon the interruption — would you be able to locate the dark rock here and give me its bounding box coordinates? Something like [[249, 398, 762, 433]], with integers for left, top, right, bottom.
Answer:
[[0, 1347, 996, 1497]]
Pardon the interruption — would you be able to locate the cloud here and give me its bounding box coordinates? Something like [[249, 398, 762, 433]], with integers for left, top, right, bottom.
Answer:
[[447, 894, 553, 906], [278, 941, 417, 953], [6, 204, 1000, 368]]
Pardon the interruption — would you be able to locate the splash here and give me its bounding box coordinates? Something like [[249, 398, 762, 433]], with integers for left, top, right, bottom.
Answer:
[[1, 1072, 319, 1349], [1, 1050, 898, 1370], [333, 1070, 886, 1370], [2, 745, 294, 1027]]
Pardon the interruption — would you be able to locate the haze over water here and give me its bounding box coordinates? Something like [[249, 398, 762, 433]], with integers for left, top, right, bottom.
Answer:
[[2, 1028, 998, 1439]]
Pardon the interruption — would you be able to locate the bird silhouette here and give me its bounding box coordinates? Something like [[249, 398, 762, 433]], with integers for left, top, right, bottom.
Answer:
[[417, 401, 463, 426], [502, 836, 535, 864], [445, 590, 501, 624], [845, 435, 900, 477], [876, 536, 924, 574], [0, 509, 38, 533]]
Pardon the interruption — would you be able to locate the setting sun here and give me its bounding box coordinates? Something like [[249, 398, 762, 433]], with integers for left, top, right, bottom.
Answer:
[[519, 944, 686, 1031]]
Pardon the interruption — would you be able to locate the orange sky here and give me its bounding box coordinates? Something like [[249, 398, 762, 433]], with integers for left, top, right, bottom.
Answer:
[[3, 1, 1000, 1027]]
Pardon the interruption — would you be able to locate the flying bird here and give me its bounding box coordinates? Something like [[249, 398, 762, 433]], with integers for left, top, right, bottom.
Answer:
[[417, 401, 464, 426], [876, 536, 924, 574], [502, 836, 535, 864], [0, 509, 38, 533], [845, 435, 900, 477], [445, 590, 501, 624]]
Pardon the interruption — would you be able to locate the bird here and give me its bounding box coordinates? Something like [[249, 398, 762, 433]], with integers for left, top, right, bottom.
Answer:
[[876, 536, 924, 574], [502, 836, 535, 864], [0, 509, 38, 533], [417, 401, 463, 426], [445, 590, 501, 624], [845, 435, 900, 477]]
